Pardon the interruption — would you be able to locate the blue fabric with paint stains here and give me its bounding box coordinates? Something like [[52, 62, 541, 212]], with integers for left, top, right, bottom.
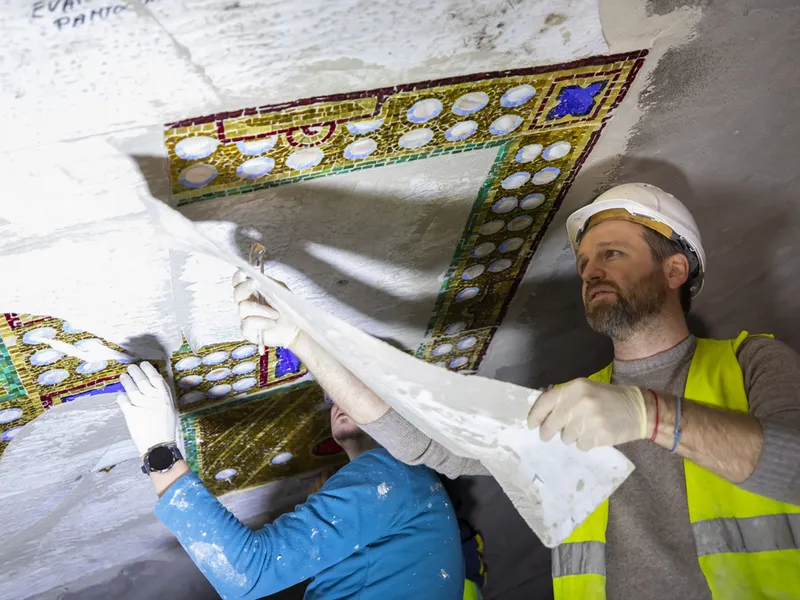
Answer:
[[155, 448, 464, 599]]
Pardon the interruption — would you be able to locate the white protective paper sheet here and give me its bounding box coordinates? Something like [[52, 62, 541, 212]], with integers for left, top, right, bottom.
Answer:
[[144, 198, 634, 547]]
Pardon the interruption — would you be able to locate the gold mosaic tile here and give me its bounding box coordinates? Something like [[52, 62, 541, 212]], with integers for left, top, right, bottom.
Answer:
[[182, 380, 346, 496]]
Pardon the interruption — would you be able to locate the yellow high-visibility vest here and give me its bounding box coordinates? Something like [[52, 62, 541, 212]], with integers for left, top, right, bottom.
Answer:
[[552, 332, 800, 599]]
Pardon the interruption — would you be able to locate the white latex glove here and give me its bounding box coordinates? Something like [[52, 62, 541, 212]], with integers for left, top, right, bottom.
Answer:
[[232, 269, 301, 349], [116, 362, 178, 457], [527, 378, 647, 451]]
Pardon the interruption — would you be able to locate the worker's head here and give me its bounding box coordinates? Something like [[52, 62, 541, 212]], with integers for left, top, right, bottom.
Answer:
[[326, 393, 379, 460], [566, 183, 705, 340]]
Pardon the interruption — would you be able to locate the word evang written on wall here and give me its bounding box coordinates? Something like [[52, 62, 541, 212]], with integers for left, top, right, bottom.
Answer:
[[31, 0, 159, 31]]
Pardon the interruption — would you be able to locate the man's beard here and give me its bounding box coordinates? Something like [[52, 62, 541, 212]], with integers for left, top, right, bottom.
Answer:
[[584, 268, 668, 340]]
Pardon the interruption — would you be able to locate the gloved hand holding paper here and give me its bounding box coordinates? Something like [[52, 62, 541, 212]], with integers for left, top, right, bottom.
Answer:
[[142, 198, 633, 547]]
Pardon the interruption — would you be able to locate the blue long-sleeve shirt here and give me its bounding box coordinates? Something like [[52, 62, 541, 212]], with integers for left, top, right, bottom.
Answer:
[[155, 448, 464, 599]]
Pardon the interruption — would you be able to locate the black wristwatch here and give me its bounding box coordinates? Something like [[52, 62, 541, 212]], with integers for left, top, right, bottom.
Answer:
[[141, 444, 183, 475]]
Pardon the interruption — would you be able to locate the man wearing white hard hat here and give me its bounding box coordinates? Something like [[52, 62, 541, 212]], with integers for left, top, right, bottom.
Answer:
[[234, 183, 800, 600]]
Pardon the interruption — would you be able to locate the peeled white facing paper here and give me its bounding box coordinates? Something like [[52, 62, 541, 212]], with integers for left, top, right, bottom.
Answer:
[[143, 198, 633, 547]]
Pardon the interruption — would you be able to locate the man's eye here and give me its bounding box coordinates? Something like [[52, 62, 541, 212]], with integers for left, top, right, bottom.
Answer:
[[606, 249, 622, 258]]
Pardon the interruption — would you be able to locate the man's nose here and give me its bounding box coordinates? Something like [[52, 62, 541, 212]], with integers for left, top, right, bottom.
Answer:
[[581, 258, 605, 283]]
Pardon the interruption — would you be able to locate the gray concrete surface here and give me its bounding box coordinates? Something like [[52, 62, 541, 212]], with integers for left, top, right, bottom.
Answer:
[[34, 0, 800, 598]]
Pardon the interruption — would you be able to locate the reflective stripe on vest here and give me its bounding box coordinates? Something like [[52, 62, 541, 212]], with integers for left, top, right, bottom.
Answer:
[[552, 332, 800, 600], [553, 540, 606, 576], [693, 512, 800, 556]]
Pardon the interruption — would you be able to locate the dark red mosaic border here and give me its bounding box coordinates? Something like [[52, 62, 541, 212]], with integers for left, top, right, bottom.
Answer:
[[165, 50, 649, 134]]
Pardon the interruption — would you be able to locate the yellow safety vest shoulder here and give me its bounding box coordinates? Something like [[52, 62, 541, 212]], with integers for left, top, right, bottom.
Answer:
[[552, 332, 800, 600]]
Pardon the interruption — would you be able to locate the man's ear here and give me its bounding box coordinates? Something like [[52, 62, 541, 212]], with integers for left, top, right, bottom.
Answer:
[[664, 253, 690, 291]]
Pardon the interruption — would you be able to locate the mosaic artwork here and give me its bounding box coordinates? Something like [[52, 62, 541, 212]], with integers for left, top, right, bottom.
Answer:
[[0, 312, 137, 456], [2, 51, 646, 497], [165, 51, 647, 376], [170, 338, 306, 413], [181, 380, 345, 496], [0, 311, 341, 493]]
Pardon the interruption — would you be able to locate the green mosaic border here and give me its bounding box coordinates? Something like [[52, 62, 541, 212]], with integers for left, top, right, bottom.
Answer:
[[0, 338, 28, 403]]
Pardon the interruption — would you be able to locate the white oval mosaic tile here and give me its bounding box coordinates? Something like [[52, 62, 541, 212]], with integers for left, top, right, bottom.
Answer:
[[499, 237, 525, 253], [38, 369, 69, 386], [232, 361, 256, 375], [492, 196, 518, 214], [178, 164, 217, 189], [489, 258, 513, 273], [479, 220, 505, 235], [501, 85, 536, 108], [450, 356, 469, 369], [0, 408, 23, 424], [286, 147, 324, 170], [22, 327, 57, 345], [457, 337, 477, 350], [344, 138, 378, 160], [175, 136, 219, 160], [532, 167, 561, 185], [407, 98, 443, 123], [208, 384, 232, 397], [444, 322, 467, 335], [30, 348, 64, 366], [232, 344, 257, 360], [203, 351, 229, 366], [461, 264, 485, 281], [489, 115, 523, 136], [521, 193, 545, 210], [456, 287, 480, 302], [507, 215, 534, 231], [175, 356, 202, 371], [433, 343, 453, 356], [515, 144, 543, 163], [452, 92, 489, 116], [178, 375, 203, 389], [501, 172, 531, 190], [542, 141, 571, 160], [233, 377, 257, 391], [399, 128, 434, 149], [445, 120, 478, 142], [76, 361, 108, 375], [236, 136, 277, 156], [347, 119, 384, 135], [272, 452, 293, 465], [206, 368, 231, 381], [471, 242, 496, 258], [237, 157, 275, 179], [215, 468, 238, 481]]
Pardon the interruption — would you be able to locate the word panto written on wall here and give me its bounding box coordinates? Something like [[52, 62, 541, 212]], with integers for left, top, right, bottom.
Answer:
[[31, 0, 159, 31]]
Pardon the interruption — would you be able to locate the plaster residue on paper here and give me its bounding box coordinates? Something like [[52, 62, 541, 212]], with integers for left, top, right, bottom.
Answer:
[[145, 198, 635, 547]]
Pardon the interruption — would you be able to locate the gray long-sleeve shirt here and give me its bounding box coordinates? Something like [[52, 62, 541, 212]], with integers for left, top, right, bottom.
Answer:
[[361, 335, 800, 600]]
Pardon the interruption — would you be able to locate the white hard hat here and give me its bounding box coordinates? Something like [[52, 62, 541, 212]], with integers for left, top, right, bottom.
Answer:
[[566, 183, 706, 296]]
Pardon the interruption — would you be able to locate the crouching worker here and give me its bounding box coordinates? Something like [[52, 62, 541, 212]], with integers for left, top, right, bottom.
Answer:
[[116, 362, 464, 600]]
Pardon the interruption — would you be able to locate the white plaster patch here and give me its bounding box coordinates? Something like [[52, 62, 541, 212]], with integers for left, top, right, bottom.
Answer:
[[189, 542, 248, 588], [168, 488, 190, 511], [376, 482, 390, 498]]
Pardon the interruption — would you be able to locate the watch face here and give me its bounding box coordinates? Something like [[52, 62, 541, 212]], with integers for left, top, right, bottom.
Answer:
[[148, 446, 175, 472]]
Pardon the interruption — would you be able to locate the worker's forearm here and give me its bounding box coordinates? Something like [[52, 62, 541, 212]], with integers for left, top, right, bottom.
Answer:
[[150, 459, 191, 497], [644, 391, 763, 483], [289, 331, 390, 425]]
